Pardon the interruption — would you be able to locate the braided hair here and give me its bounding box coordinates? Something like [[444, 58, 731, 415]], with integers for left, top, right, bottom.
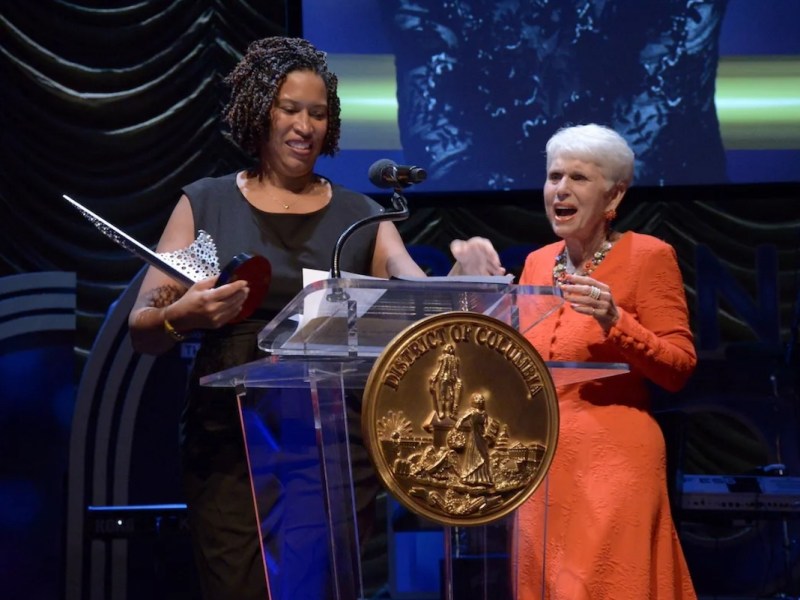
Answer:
[[223, 37, 341, 168]]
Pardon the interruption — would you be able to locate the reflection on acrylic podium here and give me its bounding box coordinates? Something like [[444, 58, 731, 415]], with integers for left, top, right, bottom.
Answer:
[[201, 278, 627, 600]]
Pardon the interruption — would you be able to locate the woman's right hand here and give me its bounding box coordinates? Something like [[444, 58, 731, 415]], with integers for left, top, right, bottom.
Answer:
[[128, 194, 255, 354], [164, 276, 250, 333], [129, 276, 250, 355]]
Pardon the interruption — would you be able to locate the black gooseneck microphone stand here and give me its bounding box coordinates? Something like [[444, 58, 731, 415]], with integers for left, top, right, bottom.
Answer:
[[329, 188, 409, 281], [324, 186, 409, 354], [330, 159, 424, 282]]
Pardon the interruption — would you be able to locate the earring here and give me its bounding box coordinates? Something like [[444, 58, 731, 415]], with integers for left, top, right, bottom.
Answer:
[[604, 209, 617, 222]]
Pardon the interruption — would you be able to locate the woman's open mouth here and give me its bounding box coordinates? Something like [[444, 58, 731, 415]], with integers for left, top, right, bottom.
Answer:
[[554, 206, 577, 220]]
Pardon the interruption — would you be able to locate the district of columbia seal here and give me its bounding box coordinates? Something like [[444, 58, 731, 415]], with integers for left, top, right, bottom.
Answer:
[[362, 312, 559, 526]]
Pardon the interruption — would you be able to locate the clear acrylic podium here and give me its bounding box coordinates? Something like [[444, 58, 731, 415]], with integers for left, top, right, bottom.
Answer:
[[201, 278, 627, 600]]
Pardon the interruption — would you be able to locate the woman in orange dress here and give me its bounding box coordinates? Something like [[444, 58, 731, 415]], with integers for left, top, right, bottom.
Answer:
[[514, 124, 698, 599]]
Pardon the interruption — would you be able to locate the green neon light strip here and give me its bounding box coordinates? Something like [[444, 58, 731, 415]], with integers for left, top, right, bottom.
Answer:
[[328, 55, 401, 149], [329, 54, 800, 151], [715, 57, 800, 149]]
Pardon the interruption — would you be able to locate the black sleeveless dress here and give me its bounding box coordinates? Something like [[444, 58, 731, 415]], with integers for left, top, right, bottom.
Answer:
[[179, 172, 381, 600]]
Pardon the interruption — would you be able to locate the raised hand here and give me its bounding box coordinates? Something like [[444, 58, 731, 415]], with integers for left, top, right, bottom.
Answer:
[[449, 237, 506, 276]]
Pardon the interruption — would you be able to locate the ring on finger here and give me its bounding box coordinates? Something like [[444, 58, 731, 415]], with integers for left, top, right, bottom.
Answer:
[[588, 285, 601, 300]]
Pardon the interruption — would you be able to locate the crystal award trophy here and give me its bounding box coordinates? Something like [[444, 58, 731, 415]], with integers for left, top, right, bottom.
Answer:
[[63, 194, 271, 322]]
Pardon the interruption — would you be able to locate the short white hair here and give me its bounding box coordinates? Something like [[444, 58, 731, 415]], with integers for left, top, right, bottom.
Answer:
[[546, 124, 635, 186]]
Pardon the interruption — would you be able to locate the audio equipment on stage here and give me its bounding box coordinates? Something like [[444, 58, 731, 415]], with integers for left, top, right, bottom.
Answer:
[[85, 504, 189, 539], [680, 474, 800, 515]]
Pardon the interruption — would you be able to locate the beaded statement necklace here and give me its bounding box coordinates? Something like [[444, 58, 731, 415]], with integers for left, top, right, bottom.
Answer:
[[553, 238, 612, 286]]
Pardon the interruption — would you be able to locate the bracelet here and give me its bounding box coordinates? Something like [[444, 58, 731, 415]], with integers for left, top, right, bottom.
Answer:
[[163, 316, 186, 342]]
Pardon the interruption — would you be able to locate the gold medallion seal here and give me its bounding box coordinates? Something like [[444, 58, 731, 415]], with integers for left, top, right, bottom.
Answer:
[[362, 311, 558, 526]]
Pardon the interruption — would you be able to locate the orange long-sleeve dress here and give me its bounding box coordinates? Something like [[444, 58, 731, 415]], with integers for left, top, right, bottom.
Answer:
[[515, 231, 698, 600]]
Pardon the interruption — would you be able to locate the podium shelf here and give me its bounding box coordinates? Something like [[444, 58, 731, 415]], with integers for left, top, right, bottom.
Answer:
[[256, 278, 564, 358], [200, 356, 628, 389]]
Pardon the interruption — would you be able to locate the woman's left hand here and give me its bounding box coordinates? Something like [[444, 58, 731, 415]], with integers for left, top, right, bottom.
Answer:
[[449, 237, 506, 276], [561, 274, 620, 331]]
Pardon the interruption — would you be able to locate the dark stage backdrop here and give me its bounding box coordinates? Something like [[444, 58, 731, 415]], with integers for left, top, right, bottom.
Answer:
[[1, 1, 799, 599]]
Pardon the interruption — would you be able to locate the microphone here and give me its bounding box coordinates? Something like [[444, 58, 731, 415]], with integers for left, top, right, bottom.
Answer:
[[368, 159, 427, 189], [332, 160, 414, 279]]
